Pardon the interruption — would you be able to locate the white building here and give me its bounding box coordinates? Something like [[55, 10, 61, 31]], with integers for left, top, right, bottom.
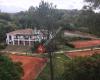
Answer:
[[6, 28, 48, 46]]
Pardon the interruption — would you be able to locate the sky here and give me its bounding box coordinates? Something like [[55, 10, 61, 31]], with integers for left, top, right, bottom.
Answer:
[[0, 0, 85, 13]]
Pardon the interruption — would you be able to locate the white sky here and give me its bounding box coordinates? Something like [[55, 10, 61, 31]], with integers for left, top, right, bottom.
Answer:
[[0, 0, 85, 13]]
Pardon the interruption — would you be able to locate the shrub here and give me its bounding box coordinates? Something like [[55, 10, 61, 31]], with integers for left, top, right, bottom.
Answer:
[[31, 41, 40, 53], [0, 54, 23, 80], [65, 42, 74, 48], [0, 43, 7, 50], [62, 54, 100, 80]]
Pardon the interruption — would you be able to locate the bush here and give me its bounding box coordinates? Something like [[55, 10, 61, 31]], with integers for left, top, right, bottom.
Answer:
[[0, 43, 7, 50], [0, 54, 23, 80], [31, 41, 40, 53], [62, 54, 100, 80], [65, 42, 74, 48], [64, 37, 91, 42]]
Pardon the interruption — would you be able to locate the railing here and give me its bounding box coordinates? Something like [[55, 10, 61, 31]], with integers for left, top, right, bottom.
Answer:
[[14, 38, 41, 42]]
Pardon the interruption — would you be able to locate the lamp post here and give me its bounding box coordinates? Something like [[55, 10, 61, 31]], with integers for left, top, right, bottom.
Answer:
[[48, 52, 54, 80], [45, 27, 63, 80], [36, 27, 63, 80], [46, 44, 55, 80]]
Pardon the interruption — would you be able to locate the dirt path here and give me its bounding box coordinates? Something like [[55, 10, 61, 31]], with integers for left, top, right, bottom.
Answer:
[[10, 55, 47, 80]]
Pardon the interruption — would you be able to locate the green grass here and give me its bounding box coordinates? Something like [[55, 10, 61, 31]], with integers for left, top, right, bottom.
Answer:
[[36, 53, 70, 80], [63, 45, 74, 50]]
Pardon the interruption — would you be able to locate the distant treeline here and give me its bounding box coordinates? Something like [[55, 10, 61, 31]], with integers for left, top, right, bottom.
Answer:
[[0, 1, 100, 44]]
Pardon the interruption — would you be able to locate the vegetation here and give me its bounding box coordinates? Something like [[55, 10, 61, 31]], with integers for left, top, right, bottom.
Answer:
[[0, 0, 100, 47], [0, 43, 7, 50], [13, 1, 64, 30], [0, 13, 17, 42], [62, 54, 100, 80], [37, 54, 100, 80], [0, 0, 100, 80], [0, 13, 17, 50], [0, 54, 23, 80], [76, 10, 100, 36], [84, 0, 100, 9], [37, 54, 70, 80]]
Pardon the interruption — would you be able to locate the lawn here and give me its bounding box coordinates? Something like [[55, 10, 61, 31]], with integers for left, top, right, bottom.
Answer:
[[62, 45, 74, 50], [37, 53, 70, 80]]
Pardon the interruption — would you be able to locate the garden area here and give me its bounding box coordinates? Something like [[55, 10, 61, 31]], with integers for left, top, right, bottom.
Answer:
[[61, 54, 100, 80], [37, 53, 100, 80], [37, 54, 70, 80]]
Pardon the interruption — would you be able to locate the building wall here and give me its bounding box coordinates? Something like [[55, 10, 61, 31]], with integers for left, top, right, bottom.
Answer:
[[6, 34, 47, 46]]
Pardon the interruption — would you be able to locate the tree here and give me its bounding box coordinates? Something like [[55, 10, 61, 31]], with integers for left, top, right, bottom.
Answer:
[[0, 13, 11, 21], [37, 1, 56, 16], [76, 0, 100, 36], [84, 0, 100, 9], [62, 54, 100, 80], [36, 1, 59, 30], [57, 9, 81, 32], [75, 9, 100, 36], [0, 54, 23, 80], [0, 12, 17, 42], [14, 1, 62, 30]]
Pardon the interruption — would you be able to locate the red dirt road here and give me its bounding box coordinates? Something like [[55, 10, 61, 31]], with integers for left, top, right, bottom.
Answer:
[[10, 55, 47, 80], [66, 49, 100, 58]]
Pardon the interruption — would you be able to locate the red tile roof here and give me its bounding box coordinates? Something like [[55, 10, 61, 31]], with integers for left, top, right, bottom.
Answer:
[[7, 29, 33, 35], [69, 40, 100, 48], [10, 55, 47, 80]]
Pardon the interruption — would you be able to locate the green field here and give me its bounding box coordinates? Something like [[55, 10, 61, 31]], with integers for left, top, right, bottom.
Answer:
[[37, 53, 70, 80]]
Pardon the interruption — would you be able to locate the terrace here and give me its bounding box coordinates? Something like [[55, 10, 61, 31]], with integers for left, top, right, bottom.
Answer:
[[67, 39, 100, 48]]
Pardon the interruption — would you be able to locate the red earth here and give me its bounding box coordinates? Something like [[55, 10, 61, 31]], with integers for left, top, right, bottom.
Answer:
[[69, 40, 100, 48], [10, 55, 47, 80], [66, 49, 100, 58]]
